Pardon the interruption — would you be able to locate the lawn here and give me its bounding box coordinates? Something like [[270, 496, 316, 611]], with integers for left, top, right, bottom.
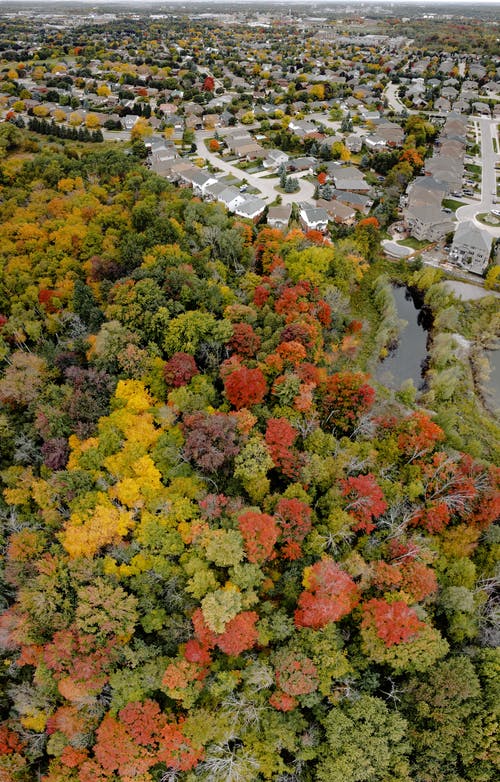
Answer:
[[476, 212, 500, 227], [465, 163, 481, 175], [442, 199, 466, 212], [398, 237, 431, 250]]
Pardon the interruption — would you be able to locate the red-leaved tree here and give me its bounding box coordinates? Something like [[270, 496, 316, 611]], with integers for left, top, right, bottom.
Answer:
[[295, 559, 360, 629], [224, 366, 267, 409], [361, 598, 423, 646], [341, 473, 387, 534], [238, 510, 279, 563]]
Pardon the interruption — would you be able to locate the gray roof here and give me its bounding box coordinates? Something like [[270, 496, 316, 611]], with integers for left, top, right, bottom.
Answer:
[[452, 220, 492, 253], [268, 204, 292, 222], [235, 197, 266, 218]]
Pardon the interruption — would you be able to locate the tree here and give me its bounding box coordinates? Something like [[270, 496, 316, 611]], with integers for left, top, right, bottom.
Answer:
[[341, 473, 387, 533], [361, 599, 423, 647], [224, 366, 267, 410], [228, 323, 261, 358], [273, 648, 319, 697], [85, 113, 101, 129], [275, 497, 312, 560], [238, 510, 279, 563], [208, 138, 220, 153], [164, 352, 199, 388], [203, 76, 215, 92], [265, 418, 299, 479], [215, 611, 259, 655], [131, 117, 153, 140], [316, 694, 410, 782], [295, 559, 360, 629], [319, 371, 375, 433], [183, 412, 240, 473]]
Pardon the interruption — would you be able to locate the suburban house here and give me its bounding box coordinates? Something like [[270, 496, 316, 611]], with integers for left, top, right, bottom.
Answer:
[[363, 134, 387, 150], [345, 134, 363, 153], [405, 204, 455, 242], [217, 186, 246, 211], [316, 198, 356, 225], [178, 168, 218, 196], [233, 197, 266, 222], [449, 220, 492, 275], [263, 149, 290, 169], [288, 157, 316, 174], [331, 189, 372, 214], [204, 181, 228, 202], [288, 118, 318, 138], [330, 165, 370, 193], [267, 204, 292, 230], [298, 203, 329, 233]]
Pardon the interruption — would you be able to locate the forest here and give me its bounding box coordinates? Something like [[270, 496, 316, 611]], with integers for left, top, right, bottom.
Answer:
[[0, 126, 499, 782]]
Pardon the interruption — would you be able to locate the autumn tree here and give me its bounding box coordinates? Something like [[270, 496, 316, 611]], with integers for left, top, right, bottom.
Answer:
[[295, 559, 360, 629], [224, 366, 267, 409]]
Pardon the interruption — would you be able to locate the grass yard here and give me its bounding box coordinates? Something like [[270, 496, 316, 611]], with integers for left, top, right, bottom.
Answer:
[[442, 199, 466, 212], [398, 237, 431, 250]]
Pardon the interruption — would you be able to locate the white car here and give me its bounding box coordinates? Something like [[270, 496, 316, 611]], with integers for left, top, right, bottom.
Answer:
[[491, 209, 500, 217]]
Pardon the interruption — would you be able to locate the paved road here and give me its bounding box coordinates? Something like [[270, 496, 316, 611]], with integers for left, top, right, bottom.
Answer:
[[193, 128, 315, 205], [456, 118, 500, 238], [384, 83, 415, 115]]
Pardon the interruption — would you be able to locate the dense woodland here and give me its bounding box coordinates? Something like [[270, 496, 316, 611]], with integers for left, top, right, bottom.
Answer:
[[0, 128, 499, 782]]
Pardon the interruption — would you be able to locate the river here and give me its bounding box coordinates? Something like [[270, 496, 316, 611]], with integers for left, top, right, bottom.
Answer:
[[376, 285, 430, 391]]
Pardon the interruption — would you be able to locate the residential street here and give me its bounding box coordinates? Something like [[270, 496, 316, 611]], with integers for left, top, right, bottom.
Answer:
[[193, 128, 316, 204], [384, 83, 415, 114], [456, 118, 500, 237]]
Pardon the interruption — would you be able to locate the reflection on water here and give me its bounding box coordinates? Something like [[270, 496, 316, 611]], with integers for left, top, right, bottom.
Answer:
[[376, 286, 430, 391]]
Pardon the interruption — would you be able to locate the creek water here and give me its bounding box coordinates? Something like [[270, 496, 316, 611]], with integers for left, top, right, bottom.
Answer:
[[376, 285, 431, 391]]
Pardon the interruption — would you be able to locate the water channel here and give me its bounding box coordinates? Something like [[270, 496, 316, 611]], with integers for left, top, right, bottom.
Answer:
[[376, 285, 431, 391]]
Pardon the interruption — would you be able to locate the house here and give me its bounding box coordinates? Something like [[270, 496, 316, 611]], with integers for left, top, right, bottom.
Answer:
[[150, 144, 179, 175], [263, 149, 289, 169], [122, 114, 139, 131], [298, 203, 329, 233], [267, 204, 292, 230], [425, 156, 463, 194], [450, 220, 492, 275], [232, 141, 267, 161], [179, 168, 218, 196], [204, 181, 228, 203], [472, 102, 491, 116], [316, 198, 356, 226], [288, 119, 317, 137], [363, 134, 387, 150], [346, 133, 362, 153], [288, 157, 316, 174], [217, 186, 246, 212], [163, 159, 196, 183], [376, 123, 405, 147], [331, 189, 372, 214], [435, 97, 451, 113], [233, 197, 266, 223], [405, 205, 455, 242], [331, 165, 370, 193]]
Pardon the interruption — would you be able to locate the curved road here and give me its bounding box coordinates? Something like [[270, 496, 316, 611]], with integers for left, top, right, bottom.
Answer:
[[384, 83, 415, 115], [193, 128, 315, 205], [456, 118, 500, 238]]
